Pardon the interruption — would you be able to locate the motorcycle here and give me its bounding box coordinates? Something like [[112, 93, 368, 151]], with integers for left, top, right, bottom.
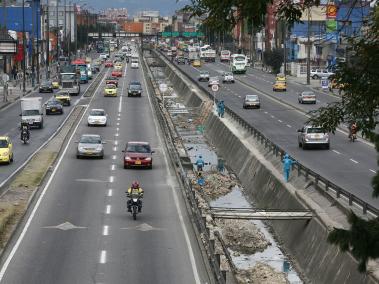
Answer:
[[21, 129, 29, 144], [127, 194, 142, 220], [349, 126, 357, 142]]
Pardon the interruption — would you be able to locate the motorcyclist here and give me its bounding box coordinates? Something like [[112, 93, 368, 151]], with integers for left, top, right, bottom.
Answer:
[[348, 121, 357, 139], [20, 121, 30, 141], [126, 181, 144, 212]]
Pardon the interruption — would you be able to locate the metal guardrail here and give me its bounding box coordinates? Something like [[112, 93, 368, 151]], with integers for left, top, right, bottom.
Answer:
[[141, 47, 238, 284], [154, 48, 379, 218]]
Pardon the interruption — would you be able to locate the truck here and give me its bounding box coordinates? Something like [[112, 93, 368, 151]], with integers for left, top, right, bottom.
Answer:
[[20, 97, 43, 129], [60, 72, 80, 96], [220, 50, 231, 62], [188, 47, 199, 62], [200, 45, 216, 62]]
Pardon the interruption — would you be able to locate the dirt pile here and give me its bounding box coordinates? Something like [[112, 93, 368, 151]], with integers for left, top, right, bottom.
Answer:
[[236, 262, 289, 284], [192, 172, 238, 200], [217, 219, 270, 254]]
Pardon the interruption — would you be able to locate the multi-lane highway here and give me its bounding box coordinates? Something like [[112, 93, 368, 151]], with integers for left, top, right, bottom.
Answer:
[[0, 55, 209, 283], [168, 54, 379, 209], [0, 55, 100, 188]]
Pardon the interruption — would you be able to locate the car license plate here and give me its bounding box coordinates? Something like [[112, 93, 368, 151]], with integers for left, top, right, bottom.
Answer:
[[135, 160, 141, 165], [52, 109, 56, 112]]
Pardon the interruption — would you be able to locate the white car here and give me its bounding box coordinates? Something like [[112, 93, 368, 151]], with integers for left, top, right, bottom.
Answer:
[[298, 91, 316, 104], [99, 53, 108, 60], [222, 72, 235, 83], [208, 77, 220, 87], [310, 69, 334, 79], [87, 109, 107, 126]]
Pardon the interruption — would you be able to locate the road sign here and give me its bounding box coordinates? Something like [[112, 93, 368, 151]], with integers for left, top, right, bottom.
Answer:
[[211, 84, 219, 92], [2, 74, 9, 82], [321, 77, 329, 90]]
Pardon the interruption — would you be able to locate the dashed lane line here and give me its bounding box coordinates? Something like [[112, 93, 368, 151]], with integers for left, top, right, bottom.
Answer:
[[107, 189, 113, 197], [103, 226, 109, 236], [350, 159, 359, 164], [99, 250, 107, 264], [370, 169, 376, 173], [332, 150, 341, 155], [105, 205, 111, 214]]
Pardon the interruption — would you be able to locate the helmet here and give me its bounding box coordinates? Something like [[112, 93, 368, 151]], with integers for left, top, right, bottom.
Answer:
[[284, 154, 289, 159], [199, 155, 202, 159], [132, 181, 140, 189]]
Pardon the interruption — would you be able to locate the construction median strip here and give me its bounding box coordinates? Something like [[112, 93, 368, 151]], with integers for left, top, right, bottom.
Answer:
[[0, 105, 84, 251]]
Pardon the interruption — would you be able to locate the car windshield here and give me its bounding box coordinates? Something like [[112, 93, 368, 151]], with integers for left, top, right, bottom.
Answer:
[[126, 144, 151, 153], [90, 110, 105, 116], [246, 95, 258, 101], [106, 85, 116, 89], [107, 77, 117, 81], [302, 92, 315, 96], [61, 74, 75, 80], [201, 72, 209, 75], [42, 81, 51, 85], [47, 100, 60, 106], [307, 128, 325, 134], [129, 84, 141, 90], [22, 110, 40, 116], [0, 140, 8, 148], [80, 136, 101, 144]]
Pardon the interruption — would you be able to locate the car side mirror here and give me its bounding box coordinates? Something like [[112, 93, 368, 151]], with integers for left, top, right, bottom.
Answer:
[[151, 150, 155, 154]]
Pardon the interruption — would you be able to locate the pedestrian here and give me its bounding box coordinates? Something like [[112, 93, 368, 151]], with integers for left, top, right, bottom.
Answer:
[[195, 155, 205, 172], [11, 66, 17, 81], [282, 153, 296, 182], [217, 101, 225, 118], [197, 172, 205, 187]]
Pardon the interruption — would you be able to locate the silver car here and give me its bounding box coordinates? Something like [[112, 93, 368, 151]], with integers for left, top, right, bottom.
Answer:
[[76, 134, 105, 159], [222, 72, 235, 83], [297, 126, 330, 150], [208, 76, 220, 87], [298, 91, 316, 104], [243, 95, 260, 109]]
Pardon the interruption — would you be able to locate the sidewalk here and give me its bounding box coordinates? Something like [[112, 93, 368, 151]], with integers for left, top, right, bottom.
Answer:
[[0, 64, 58, 111]]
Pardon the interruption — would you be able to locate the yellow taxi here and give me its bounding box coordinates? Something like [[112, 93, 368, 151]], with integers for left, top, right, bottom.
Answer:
[[0, 136, 14, 164], [192, 59, 202, 67], [54, 91, 71, 106], [114, 62, 123, 71], [104, 84, 118, 97], [52, 79, 60, 89], [273, 81, 287, 92]]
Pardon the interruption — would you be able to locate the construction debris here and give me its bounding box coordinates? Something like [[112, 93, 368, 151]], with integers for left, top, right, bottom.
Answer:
[[236, 262, 289, 284], [217, 219, 271, 254]]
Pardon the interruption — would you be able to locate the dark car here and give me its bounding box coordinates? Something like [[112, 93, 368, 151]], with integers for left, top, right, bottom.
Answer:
[[105, 76, 119, 87], [177, 56, 186, 65], [122, 141, 154, 169], [45, 99, 63, 115], [128, 81, 142, 97], [39, 80, 53, 93]]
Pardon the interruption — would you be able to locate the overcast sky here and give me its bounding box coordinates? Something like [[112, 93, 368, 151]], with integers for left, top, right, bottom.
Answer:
[[90, 0, 190, 17]]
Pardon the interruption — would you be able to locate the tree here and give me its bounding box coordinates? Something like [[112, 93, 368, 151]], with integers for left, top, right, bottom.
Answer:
[[263, 48, 283, 74]]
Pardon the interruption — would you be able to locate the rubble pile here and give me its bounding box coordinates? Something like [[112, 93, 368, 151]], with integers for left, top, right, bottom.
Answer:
[[217, 219, 271, 254], [236, 262, 289, 284], [192, 172, 238, 200]]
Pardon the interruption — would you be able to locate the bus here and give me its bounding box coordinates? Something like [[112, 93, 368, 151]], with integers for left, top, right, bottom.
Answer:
[[71, 59, 88, 84], [230, 54, 247, 74]]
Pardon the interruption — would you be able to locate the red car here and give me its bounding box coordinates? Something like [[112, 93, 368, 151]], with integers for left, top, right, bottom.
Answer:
[[105, 61, 113, 67], [111, 70, 122, 77], [105, 76, 119, 87], [122, 142, 154, 169]]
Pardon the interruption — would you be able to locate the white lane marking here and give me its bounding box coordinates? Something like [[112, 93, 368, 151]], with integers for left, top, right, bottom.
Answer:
[[264, 111, 268, 114], [113, 146, 117, 152], [116, 122, 120, 126], [114, 140, 118, 146], [118, 113, 121, 117], [109, 176, 114, 183], [105, 205, 111, 214], [117, 117, 120, 121], [350, 159, 359, 164], [103, 226, 109, 236], [116, 127, 119, 131], [111, 164, 115, 171], [117, 64, 127, 113], [115, 133, 119, 137], [100, 250, 107, 263], [286, 124, 292, 128], [112, 155, 117, 160], [332, 150, 341, 155], [370, 169, 376, 173], [278, 120, 283, 123], [0, 66, 109, 281], [141, 57, 201, 284], [270, 115, 275, 118], [108, 189, 113, 196]]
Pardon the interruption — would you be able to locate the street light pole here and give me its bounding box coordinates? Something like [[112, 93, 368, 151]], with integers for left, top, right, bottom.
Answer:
[[64, 0, 66, 56], [68, 1, 71, 60], [306, 6, 311, 85], [56, 0, 59, 63], [46, 0, 50, 79], [31, 0, 35, 87], [22, 0, 26, 94], [36, 0, 40, 84]]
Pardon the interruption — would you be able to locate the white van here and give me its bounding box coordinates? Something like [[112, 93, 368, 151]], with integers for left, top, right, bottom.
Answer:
[[131, 58, 139, 69]]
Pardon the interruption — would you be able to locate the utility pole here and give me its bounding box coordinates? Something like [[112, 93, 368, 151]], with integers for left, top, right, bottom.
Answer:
[[68, 1, 71, 61], [64, 0, 66, 56], [36, 0, 40, 84], [2, 0, 7, 75], [56, 0, 59, 63], [46, 0, 50, 79], [22, 0, 26, 94], [250, 20, 254, 65], [306, 6, 311, 85], [283, 21, 287, 75], [86, 10, 89, 54], [74, 3, 77, 57], [31, 0, 35, 87]]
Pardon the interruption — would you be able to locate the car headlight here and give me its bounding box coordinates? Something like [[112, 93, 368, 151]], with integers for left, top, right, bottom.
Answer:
[[145, 157, 151, 161], [125, 156, 131, 161], [78, 146, 85, 151], [2, 151, 9, 157], [96, 146, 103, 151]]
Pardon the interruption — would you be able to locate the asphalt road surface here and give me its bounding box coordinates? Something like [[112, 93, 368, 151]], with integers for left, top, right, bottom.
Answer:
[[0, 58, 210, 283], [170, 55, 379, 210]]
